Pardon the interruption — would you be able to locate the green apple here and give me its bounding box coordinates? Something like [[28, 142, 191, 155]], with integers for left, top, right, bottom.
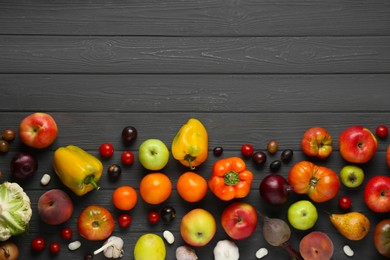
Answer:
[[180, 208, 216, 247], [138, 139, 169, 171], [287, 200, 318, 230], [340, 165, 364, 188], [134, 233, 166, 260]]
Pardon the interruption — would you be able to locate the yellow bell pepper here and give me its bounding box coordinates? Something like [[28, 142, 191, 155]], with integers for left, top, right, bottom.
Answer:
[[53, 145, 103, 196], [172, 118, 208, 169]]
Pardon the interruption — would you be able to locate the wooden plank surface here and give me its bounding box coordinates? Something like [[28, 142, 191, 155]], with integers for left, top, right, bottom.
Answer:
[[0, 1, 389, 259]]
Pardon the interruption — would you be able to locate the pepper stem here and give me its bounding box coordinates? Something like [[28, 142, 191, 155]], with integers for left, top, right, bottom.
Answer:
[[184, 154, 196, 170], [224, 170, 240, 186], [84, 175, 100, 190]]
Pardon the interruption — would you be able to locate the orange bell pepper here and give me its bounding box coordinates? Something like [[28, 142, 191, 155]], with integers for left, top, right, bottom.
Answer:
[[208, 157, 253, 201]]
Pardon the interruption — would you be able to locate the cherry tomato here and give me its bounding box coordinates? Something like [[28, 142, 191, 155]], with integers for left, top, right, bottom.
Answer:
[[241, 144, 254, 157], [338, 196, 352, 210], [31, 237, 45, 252], [121, 151, 134, 165], [1, 129, 15, 141], [99, 143, 114, 157], [118, 213, 132, 228], [376, 125, 388, 139], [61, 227, 73, 240], [148, 211, 160, 224], [213, 146, 223, 156], [49, 242, 61, 254]]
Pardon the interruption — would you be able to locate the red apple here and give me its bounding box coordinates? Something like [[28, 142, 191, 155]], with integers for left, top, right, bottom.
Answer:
[[221, 202, 258, 240], [338, 126, 377, 164], [299, 231, 334, 260], [19, 112, 58, 149], [363, 176, 390, 213], [373, 219, 390, 257], [180, 208, 216, 247], [38, 189, 73, 225], [301, 127, 332, 159]]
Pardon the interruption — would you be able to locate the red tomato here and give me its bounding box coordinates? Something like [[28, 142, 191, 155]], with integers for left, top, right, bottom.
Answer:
[[338, 196, 352, 210], [241, 144, 254, 157], [78, 205, 115, 241], [376, 125, 388, 139], [61, 227, 73, 240], [118, 213, 132, 228], [288, 161, 340, 203], [31, 237, 45, 252], [49, 242, 61, 254], [121, 151, 134, 165], [99, 143, 114, 157], [148, 211, 160, 224]]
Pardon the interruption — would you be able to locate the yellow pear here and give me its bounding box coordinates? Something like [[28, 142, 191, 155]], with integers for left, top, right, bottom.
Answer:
[[134, 233, 166, 260], [329, 212, 370, 240]]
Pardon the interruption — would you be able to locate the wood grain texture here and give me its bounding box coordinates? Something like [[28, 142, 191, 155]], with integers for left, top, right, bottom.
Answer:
[[1, 0, 390, 36], [1, 36, 390, 74], [1, 74, 390, 113]]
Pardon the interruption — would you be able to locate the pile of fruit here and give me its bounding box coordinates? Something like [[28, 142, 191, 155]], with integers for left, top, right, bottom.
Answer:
[[0, 113, 389, 259]]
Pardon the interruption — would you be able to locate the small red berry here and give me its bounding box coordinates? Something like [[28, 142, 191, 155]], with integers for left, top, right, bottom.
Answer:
[[338, 196, 352, 210]]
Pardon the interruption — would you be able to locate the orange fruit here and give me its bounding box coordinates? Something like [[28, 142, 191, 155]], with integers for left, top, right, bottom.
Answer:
[[112, 186, 138, 211], [139, 172, 172, 204], [177, 171, 208, 202]]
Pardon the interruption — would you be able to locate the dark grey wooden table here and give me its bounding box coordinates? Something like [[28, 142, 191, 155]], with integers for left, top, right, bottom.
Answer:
[[1, 1, 390, 259]]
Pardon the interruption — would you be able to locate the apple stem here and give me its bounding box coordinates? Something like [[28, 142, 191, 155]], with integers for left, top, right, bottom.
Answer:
[[281, 242, 303, 260]]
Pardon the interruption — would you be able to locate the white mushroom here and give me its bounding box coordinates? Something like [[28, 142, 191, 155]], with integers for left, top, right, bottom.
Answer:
[[213, 240, 239, 260], [94, 236, 124, 258]]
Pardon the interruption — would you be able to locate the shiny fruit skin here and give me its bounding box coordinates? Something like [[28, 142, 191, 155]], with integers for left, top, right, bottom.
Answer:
[[363, 175, 390, 213], [121, 151, 135, 165], [281, 149, 293, 163], [252, 151, 267, 166], [61, 227, 73, 241], [148, 211, 160, 224], [269, 160, 282, 172], [134, 233, 166, 260], [99, 143, 114, 157], [338, 196, 352, 210], [373, 219, 390, 257], [112, 186, 138, 211], [49, 242, 61, 254], [267, 140, 279, 154], [213, 146, 223, 156], [107, 164, 122, 180], [78, 205, 115, 241], [176, 171, 208, 202], [160, 206, 176, 223], [0, 140, 9, 153], [1, 129, 15, 141], [241, 144, 254, 157], [140, 173, 172, 205], [118, 213, 132, 228], [31, 237, 45, 252], [122, 126, 137, 145], [376, 125, 388, 139]]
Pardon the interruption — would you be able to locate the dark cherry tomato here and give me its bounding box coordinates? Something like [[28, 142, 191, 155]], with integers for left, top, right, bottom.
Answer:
[[1, 129, 15, 141], [338, 196, 352, 210], [148, 211, 160, 224], [270, 160, 282, 172], [376, 125, 388, 139], [49, 242, 61, 254], [252, 151, 267, 166], [107, 164, 122, 180], [122, 126, 138, 145], [213, 146, 223, 156], [99, 143, 114, 157], [61, 227, 73, 240], [241, 144, 254, 157], [118, 213, 132, 228], [160, 206, 176, 223], [31, 237, 45, 252], [121, 151, 134, 165], [281, 149, 294, 163]]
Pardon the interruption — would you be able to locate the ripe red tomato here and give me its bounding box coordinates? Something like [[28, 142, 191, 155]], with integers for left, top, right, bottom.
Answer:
[[338, 196, 352, 210], [31, 237, 45, 252], [118, 213, 132, 228], [78, 205, 115, 241], [376, 125, 389, 139], [121, 151, 134, 165], [288, 161, 340, 203], [241, 144, 254, 157], [49, 242, 61, 254], [61, 227, 73, 240], [99, 143, 114, 157], [148, 211, 160, 224]]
